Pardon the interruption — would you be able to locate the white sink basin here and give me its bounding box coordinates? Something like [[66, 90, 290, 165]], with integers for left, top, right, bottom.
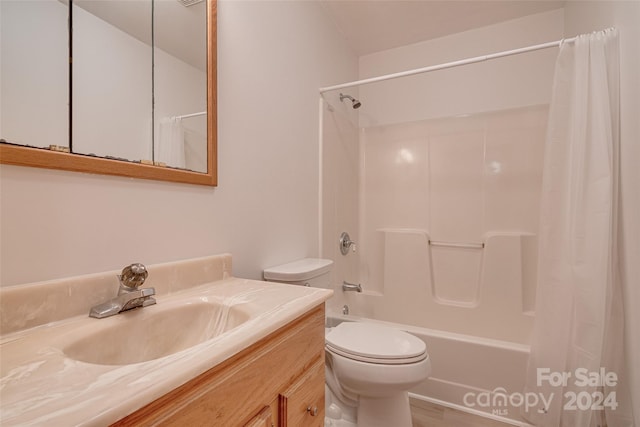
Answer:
[[63, 300, 249, 365], [0, 271, 333, 427]]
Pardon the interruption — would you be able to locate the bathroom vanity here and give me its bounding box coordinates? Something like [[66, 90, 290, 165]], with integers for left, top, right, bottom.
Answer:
[[113, 305, 325, 426], [0, 254, 331, 426]]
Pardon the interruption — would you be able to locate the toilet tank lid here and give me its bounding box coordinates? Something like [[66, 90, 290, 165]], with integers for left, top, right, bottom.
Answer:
[[263, 258, 333, 281]]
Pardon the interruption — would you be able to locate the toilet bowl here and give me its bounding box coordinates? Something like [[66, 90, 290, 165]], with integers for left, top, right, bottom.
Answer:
[[325, 321, 431, 427], [263, 258, 431, 427]]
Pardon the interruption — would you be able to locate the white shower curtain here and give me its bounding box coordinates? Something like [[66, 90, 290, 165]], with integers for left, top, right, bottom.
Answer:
[[522, 29, 634, 427], [157, 117, 186, 169]]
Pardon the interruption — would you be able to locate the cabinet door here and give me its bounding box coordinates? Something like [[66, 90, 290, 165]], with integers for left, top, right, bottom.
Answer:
[[244, 406, 273, 427], [279, 359, 324, 427], [111, 306, 325, 427]]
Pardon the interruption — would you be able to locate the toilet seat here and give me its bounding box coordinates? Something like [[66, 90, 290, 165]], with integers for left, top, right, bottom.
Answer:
[[325, 322, 427, 365]]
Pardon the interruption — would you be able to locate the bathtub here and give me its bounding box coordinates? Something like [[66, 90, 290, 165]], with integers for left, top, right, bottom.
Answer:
[[326, 314, 534, 426]]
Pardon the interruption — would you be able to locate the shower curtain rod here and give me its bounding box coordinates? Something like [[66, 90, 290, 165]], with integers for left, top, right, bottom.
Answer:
[[172, 111, 206, 120], [318, 36, 578, 93]]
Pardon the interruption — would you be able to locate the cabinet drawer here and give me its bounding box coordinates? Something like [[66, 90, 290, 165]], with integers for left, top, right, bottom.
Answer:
[[279, 358, 324, 427]]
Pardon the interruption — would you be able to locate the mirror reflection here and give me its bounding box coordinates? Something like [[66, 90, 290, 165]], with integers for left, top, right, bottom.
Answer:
[[0, 0, 208, 173], [153, 0, 207, 172], [0, 0, 68, 149], [72, 0, 153, 163]]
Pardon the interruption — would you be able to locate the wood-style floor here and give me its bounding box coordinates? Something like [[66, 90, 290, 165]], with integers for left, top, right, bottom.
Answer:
[[410, 398, 515, 427]]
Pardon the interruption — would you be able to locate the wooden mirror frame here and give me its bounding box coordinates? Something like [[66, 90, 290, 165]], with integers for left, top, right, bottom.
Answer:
[[0, 0, 217, 187]]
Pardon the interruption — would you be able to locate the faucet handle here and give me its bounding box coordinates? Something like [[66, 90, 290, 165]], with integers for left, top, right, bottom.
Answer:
[[118, 263, 148, 289], [339, 232, 357, 255]]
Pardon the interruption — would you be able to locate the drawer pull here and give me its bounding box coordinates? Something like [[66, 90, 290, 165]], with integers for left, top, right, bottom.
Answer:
[[307, 406, 319, 416]]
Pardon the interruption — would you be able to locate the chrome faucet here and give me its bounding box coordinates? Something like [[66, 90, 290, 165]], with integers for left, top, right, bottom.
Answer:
[[89, 263, 156, 319], [342, 281, 362, 293]]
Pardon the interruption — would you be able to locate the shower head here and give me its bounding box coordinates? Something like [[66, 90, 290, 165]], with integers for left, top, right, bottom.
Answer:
[[339, 93, 362, 109]]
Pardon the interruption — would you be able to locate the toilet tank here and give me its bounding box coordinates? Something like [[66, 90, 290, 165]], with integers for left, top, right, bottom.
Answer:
[[263, 258, 333, 288]]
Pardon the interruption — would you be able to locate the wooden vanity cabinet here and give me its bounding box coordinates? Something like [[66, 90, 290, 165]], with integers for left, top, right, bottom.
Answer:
[[244, 406, 274, 427], [279, 358, 324, 426], [111, 304, 326, 427]]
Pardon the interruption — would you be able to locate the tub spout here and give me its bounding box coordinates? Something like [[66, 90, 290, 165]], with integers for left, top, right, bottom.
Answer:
[[342, 281, 362, 293]]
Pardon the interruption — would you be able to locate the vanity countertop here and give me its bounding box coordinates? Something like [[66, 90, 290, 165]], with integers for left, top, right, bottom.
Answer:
[[0, 260, 332, 426]]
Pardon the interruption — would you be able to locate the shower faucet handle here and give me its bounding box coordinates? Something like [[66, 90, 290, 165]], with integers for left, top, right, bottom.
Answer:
[[339, 232, 356, 255]]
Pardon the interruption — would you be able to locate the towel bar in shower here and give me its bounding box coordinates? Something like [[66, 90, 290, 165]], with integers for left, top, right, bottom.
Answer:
[[428, 240, 485, 249]]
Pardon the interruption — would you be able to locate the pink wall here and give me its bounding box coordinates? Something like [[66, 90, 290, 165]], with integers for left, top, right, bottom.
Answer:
[[0, 0, 359, 287]]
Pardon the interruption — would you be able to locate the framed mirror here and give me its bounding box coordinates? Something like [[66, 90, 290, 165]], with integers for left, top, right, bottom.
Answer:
[[0, 0, 217, 186]]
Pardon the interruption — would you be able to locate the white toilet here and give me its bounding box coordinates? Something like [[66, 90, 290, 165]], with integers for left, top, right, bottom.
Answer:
[[264, 258, 431, 427]]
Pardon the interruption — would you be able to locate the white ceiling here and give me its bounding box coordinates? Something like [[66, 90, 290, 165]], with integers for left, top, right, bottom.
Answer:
[[320, 0, 565, 56], [72, 0, 564, 68], [74, 0, 207, 71]]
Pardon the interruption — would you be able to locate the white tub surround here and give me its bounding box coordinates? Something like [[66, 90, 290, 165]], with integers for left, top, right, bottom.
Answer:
[[0, 254, 333, 426]]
